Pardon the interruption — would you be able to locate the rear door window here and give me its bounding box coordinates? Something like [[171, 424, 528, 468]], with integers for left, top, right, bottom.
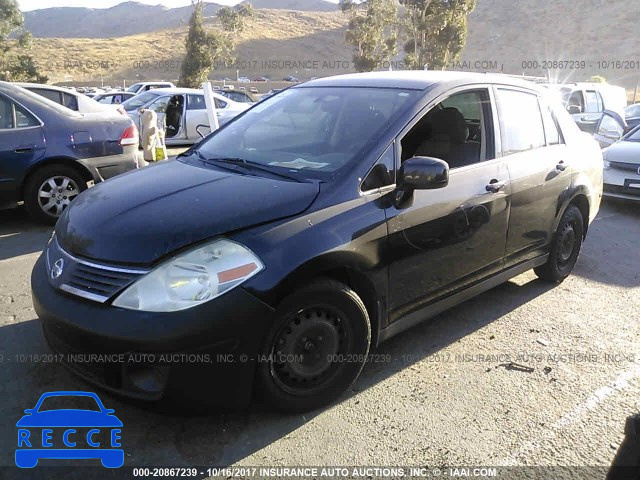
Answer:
[[187, 95, 207, 110], [539, 100, 563, 145], [496, 89, 546, 155], [585, 90, 603, 113], [31, 88, 62, 105], [0, 97, 39, 129], [15, 105, 39, 128], [0, 96, 15, 129], [62, 93, 79, 111]]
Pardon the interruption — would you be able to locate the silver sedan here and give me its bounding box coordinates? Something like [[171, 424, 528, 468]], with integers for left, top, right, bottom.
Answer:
[[122, 87, 249, 145], [603, 125, 640, 201]]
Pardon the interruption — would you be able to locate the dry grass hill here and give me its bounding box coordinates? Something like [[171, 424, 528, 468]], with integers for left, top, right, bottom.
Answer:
[[25, 0, 640, 89]]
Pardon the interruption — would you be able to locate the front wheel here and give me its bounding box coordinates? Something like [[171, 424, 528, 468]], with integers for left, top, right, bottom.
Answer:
[[535, 205, 584, 283], [255, 279, 371, 413]]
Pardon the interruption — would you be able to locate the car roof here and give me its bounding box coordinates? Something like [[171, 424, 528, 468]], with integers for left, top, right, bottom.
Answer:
[[302, 70, 543, 92], [143, 87, 206, 95], [16, 83, 79, 95], [141, 88, 236, 103]]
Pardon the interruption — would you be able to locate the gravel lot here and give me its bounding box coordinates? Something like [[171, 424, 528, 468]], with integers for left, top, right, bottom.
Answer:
[[0, 198, 638, 479]]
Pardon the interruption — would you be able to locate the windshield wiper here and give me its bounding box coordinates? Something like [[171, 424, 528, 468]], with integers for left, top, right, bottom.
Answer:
[[207, 157, 303, 182]]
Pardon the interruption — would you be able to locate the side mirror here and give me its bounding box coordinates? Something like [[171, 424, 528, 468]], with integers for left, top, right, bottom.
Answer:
[[567, 105, 581, 115], [399, 156, 449, 191], [24, 409, 34, 414]]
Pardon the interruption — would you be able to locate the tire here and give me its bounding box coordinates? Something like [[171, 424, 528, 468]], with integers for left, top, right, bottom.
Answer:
[[535, 205, 584, 283], [23, 165, 87, 225], [256, 279, 371, 413]]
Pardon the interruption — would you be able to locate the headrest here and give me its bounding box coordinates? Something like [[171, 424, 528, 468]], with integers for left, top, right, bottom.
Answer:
[[431, 107, 469, 144]]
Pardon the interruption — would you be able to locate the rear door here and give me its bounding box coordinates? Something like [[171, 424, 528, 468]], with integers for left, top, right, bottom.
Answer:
[[0, 94, 46, 206], [495, 87, 572, 267]]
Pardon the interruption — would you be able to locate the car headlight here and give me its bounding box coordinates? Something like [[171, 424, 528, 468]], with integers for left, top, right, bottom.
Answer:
[[112, 239, 264, 312]]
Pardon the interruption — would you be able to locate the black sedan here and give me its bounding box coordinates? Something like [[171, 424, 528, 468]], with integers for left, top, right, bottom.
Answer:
[[31, 72, 603, 412], [0, 82, 139, 224]]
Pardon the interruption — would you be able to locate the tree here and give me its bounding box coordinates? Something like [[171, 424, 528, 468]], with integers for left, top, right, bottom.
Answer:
[[400, 0, 476, 70], [0, 0, 47, 82], [178, 1, 255, 88], [588, 75, 606, 84], [339, 0, 399, 72]]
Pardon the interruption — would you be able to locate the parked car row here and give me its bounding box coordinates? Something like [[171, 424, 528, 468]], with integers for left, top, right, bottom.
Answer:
[[3, 72, 637, 229], [121, 88, 250, 146], [548, 82, 632, 148], [0, 81, 139, 224]]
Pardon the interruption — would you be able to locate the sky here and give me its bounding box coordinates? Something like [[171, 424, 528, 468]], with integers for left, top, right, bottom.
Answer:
[[18, 0, 337, 11]]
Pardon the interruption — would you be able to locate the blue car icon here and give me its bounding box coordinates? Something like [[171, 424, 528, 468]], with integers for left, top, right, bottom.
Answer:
[[16, 391, 123, 468]]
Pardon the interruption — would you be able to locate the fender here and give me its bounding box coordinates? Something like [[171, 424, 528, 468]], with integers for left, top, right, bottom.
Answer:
[[20, 156, 94, 198], [552, 183, 593, 238]]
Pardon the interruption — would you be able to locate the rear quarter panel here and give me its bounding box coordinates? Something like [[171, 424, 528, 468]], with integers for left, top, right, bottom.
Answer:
[[558, 105, 604, 224]]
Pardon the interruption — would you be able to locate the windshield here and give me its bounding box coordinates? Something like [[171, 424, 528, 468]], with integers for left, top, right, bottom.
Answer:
[[623, 126, 640, 142], [126, 83, 142, 93], [121, 91, 160, 111], [625, 105, 640, 118], [193, 86, 419, 180]]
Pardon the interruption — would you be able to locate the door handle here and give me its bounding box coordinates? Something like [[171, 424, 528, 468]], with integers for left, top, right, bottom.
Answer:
[[556, 161, 567, 172], [14, 145, 34, 153], [485, 179, 507, 193]]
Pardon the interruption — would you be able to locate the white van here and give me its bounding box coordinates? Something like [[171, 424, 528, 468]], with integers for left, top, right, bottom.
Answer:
[[550, 82, 627, 133]]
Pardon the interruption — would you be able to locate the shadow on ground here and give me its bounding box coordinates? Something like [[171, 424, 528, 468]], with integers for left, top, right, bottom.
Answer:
[[0, 208, 52, 261], [0, 275, 556, 477], [571, 199, 640, 288]]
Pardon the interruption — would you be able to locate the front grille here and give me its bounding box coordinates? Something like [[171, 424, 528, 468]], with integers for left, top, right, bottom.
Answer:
[[603, 183, 640, 197], [67, 263, 141, 300], [610, 161, 640, 173], [46, 237, 149, 303]]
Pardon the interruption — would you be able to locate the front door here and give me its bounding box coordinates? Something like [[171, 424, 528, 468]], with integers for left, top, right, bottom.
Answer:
[[386, 87, 510, 322], [570, 89, 604, 134]]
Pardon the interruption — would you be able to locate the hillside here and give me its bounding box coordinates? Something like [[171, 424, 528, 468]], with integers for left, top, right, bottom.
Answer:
[[241, 0, 336, 11], [23, 0, 336, 38], [31, 9, 349, 84], [27, 0, 640, 88], [459, 0, 639, 87]]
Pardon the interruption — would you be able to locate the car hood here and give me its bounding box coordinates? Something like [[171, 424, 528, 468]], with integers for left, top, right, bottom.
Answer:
[[16, 411, 122, 428], [605, 141, 640, 165], [56, 160, 319, 265]]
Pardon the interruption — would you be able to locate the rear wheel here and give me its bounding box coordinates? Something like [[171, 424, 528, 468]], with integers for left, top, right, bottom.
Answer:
[[256, 279, 371, 413], [535, 205, 584, 283], [24, 165, 87, 225]]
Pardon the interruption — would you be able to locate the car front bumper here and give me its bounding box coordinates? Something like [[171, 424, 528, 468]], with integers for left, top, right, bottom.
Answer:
[[78, 146, 139, 183], [31, 254, 274, 408], [603, 166, 640, 201]]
